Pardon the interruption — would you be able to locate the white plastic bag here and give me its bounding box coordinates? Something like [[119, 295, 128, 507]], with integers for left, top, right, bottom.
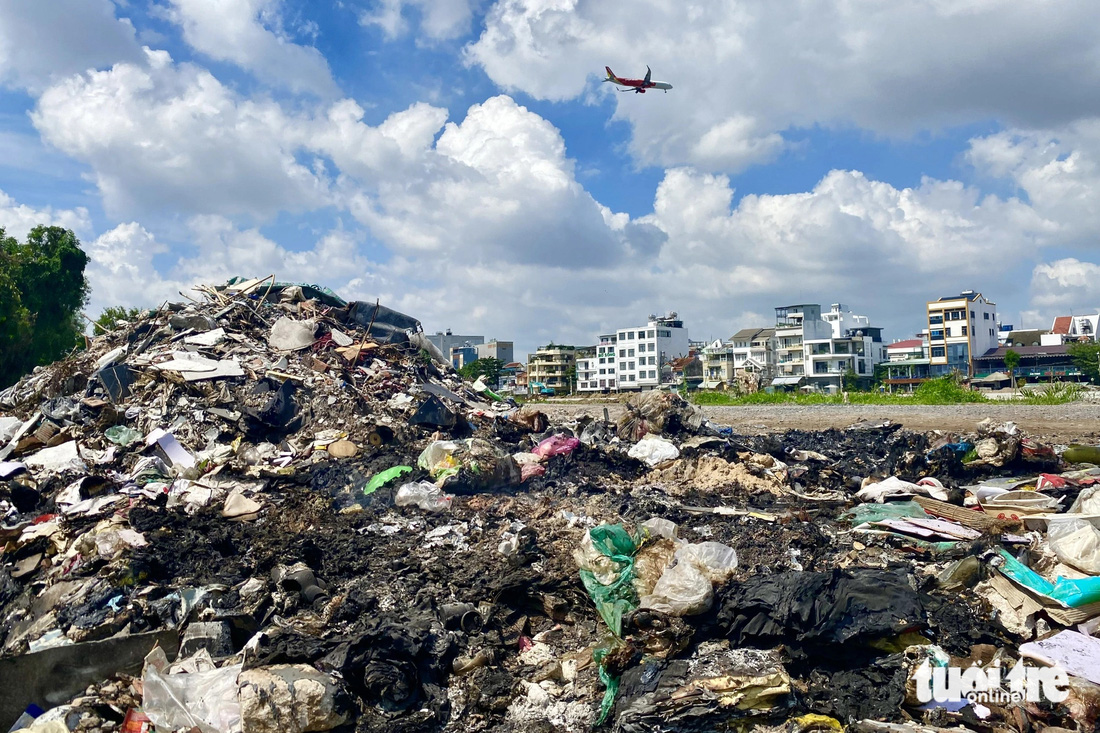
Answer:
[[143, 661, 243, 733], [627, 434, 680, 467], [1069, 486, 1100, 515], [676, 541, 739, 582], [395, 481, 452, 512], [640, 559, 713, 616], [1047, 517, 1100, 574], [639, 541, 738, 616]]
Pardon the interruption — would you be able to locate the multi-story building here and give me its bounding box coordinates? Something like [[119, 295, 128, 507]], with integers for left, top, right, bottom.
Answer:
[[450, 345, 478, 370], [614, 314, 690, 390], [476, 340, 514, 365], [884, 337, 930, 393], [527, 344, 577, 393], [926, 291, 998, 377], [578, 334, 618, 392], [427, 330, 484, 359], [772, 303, 886, 392], [701, 328, 777, 389]]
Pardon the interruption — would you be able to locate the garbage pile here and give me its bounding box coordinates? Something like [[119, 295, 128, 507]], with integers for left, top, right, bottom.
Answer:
[[2, 277, 1100, 732]]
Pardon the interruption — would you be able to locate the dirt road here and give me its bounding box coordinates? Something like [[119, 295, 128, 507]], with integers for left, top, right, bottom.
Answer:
[[538, 401, 1100, 445]]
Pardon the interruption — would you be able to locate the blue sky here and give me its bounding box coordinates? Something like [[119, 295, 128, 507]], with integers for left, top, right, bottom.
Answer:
[[2, 1, 1100, 359]]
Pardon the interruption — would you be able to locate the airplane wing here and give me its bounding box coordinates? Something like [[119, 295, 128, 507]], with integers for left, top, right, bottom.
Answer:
[[643, 66, 652, 85]]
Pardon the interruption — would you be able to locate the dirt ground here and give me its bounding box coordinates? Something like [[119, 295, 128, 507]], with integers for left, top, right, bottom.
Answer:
[[539, 401, 1100, 445]]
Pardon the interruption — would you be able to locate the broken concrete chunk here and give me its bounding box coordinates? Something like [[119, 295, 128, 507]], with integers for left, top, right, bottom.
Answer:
[[238, 664, 348, 733]]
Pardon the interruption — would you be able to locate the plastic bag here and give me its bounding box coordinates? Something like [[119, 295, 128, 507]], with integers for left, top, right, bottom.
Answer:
[[575, 524, 640, 636], [996, 548, 1100, 608], [1047, 517, 1100, 574], [417, 441, 460, 479], [1069, 486, 1100, 515], [627, 434, 680, 467], [520, 463, 545, 482], [105, 425, 143, 446], [394, 481, 452, 512], [639, 541, 738, 615], [532, 434, 580, 459], [640, 558, 712, 615], [143, 661, 243, 733]]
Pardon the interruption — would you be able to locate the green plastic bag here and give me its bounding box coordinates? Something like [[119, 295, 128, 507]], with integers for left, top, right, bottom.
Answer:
[[579, 524, 640, 637], [841, 500, 929, 526], [363, 465, 413, 495], [592, 646, 620, 725], [105, 425, 143, 447]]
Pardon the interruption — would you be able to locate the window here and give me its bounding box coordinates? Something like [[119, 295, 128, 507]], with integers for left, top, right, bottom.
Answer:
[[970, 310, 975, 319], [984, 312, 990, 320], [930, 330, 944, 340], [931, 346, 945, 358], [609, 368, 615, 373], [628, 348, 635, 357], [649, 370, 657, 379], [627, 331, 635, 339], [929, 315, 943, 325], [619, 349, 626, 357], [989, 328, 994, 336], [659, 330, 671, 338], [649, 356, 656, 365], [618, 332, 626, 340], [858, 361, 866, 374], [961, 326, 968, 336], [648, 330, 655, 338], [945, 327, 952, 337], [599, 368, 605, 375], [619, 362, 626, 370], [629, 361, 635, 370]]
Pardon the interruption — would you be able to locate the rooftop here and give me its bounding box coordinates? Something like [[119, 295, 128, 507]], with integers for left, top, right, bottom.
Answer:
[[887, 339, 925, 350]]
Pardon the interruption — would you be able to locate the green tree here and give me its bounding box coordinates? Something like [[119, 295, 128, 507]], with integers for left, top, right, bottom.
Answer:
[[0, 225, 90, 389], [1004, 349, 1021, 390], [93, 306, 144, 334], [458, 357, 504, 386], [842, 367, 859, 392], [1068, 342, 1100, 384]]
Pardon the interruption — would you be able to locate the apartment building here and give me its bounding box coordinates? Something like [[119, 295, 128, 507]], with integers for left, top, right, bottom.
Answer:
[[476, 340, 514, 365], [773, 303, 886, 392], [614, 314, 690, 390], [926, 291, 998, 377], [426, 330, 484, 357], [527, 344, 577, 393], [701, 328, 776, 389], [577, 333, 617, 392]]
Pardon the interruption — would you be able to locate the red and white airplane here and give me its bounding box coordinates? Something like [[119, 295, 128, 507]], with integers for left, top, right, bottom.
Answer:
[[603, 65, 672, 93]]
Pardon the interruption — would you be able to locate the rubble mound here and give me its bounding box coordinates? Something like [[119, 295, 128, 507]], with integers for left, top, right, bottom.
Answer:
[[1, 278, 1099, 732]]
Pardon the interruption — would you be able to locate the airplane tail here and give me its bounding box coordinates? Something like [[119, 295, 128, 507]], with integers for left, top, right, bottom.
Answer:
[[604, 66, 618, 82]]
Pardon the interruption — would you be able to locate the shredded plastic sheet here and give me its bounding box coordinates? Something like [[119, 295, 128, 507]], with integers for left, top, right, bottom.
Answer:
[[593, 646, 619, 725], [364, 465, 413, 495], [996, 548, 1100, 608]]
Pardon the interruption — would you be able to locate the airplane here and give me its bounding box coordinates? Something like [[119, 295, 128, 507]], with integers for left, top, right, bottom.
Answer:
[[603, 65, 672, 93]]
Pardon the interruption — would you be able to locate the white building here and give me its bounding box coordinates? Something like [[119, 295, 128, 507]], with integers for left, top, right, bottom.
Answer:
[[614, 314, 690, 390], [577, 333, 618, 392], [1046, 313, 1100, 345], [773, 303, 887, 392], [702, 328, 777, 389], [926, 291, 998, 377]]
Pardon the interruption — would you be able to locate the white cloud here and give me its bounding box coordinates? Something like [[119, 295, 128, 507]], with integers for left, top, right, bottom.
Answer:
[[31, 50, 332, 220], [0, 190, 91, 241], [166, 0, 338, 96], [467, 0, 1100, 170], [0, 0, 141, 91], [1026, 259, 1100, 328], [346, 95, 663, 268], [361, 0, 476, 40]]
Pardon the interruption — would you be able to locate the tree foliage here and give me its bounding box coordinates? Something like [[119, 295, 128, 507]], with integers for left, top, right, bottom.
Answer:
[[458, 357, 504, 385], [1068, 341, 1100, 384], [0, 226, 90, 389], [1004, 348, 1021, 389], [94, 306, 145, 334]]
